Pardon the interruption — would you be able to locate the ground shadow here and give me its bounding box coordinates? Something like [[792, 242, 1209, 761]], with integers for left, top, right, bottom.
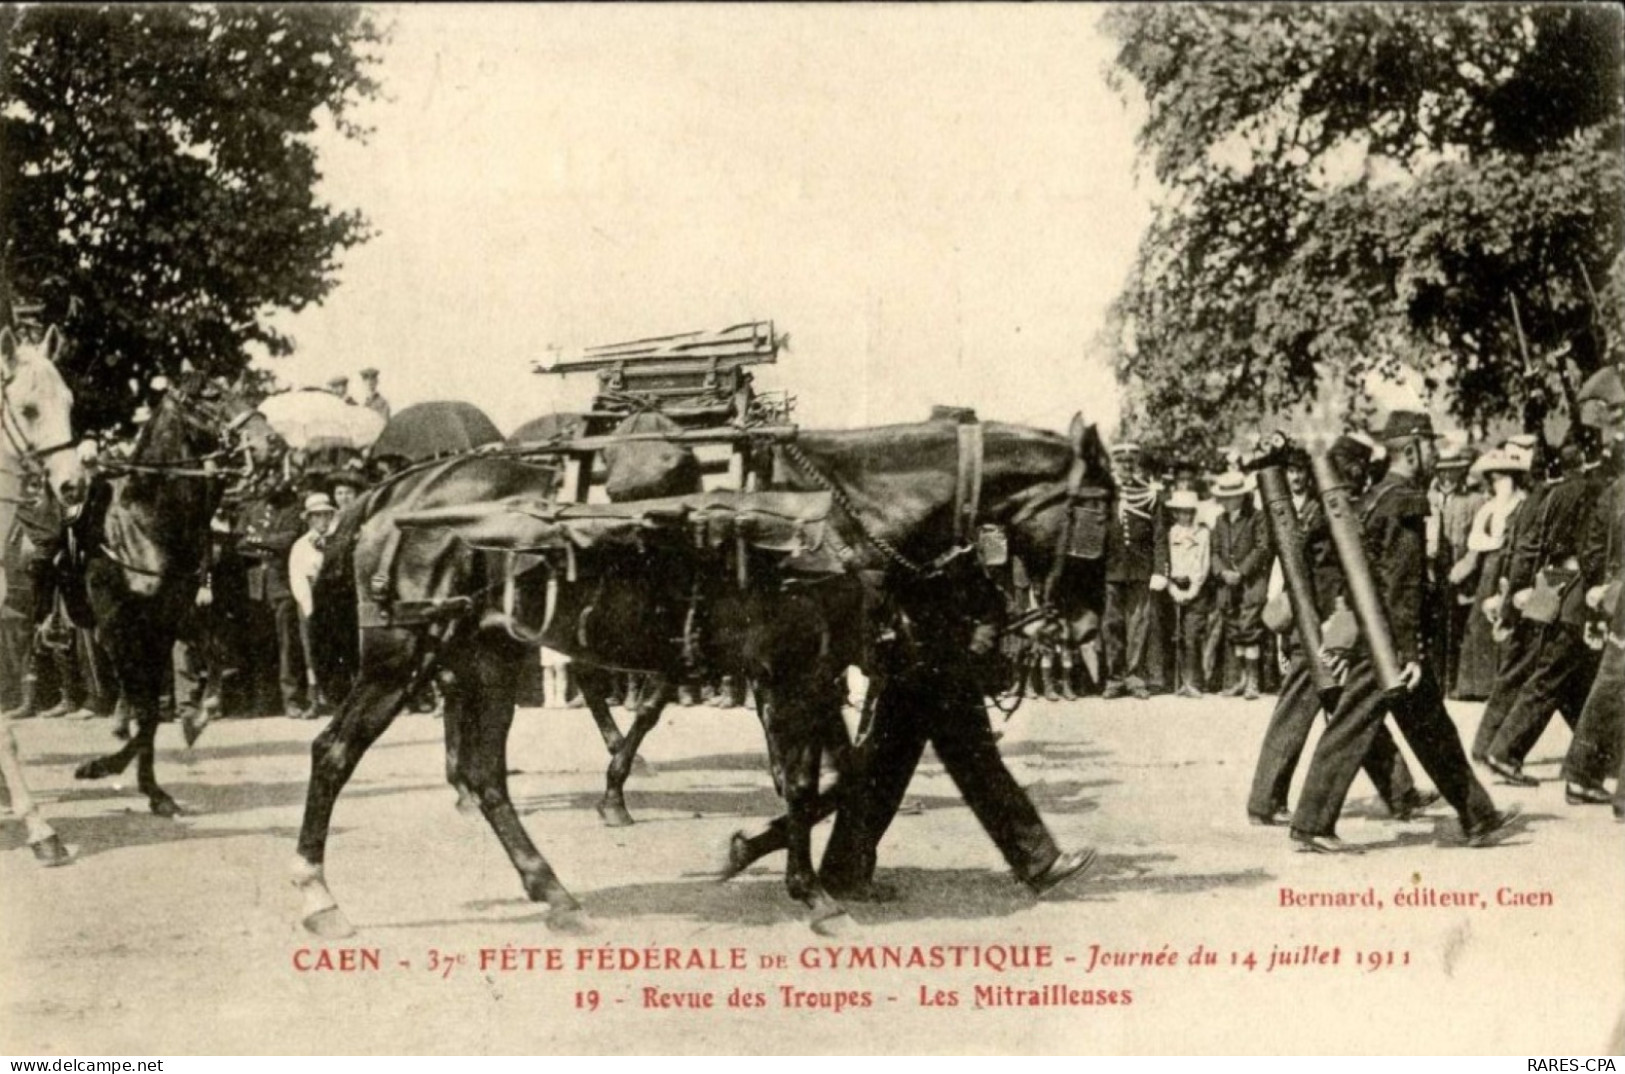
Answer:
[[363, 850, 1273, 934]]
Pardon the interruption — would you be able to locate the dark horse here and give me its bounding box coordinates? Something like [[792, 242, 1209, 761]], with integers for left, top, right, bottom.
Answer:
[[70, 379, 279, 814], [293, 413, 1113, 937]]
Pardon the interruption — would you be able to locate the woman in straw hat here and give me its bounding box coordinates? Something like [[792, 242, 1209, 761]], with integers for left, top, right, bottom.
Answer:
[[1451, 442, 1533, 700]]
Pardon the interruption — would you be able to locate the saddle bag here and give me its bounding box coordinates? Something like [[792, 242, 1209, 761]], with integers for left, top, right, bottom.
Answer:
[[1522, 566, 1578, 625], [1065, 498, 1108, 560]]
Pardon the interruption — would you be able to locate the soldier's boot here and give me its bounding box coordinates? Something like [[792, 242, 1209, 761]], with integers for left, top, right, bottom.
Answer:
[[3, 677, 40, 721], [1057, 664, 1078, 701], [1040, 662, 1061, 702], [1219, 652, 1248, 697]]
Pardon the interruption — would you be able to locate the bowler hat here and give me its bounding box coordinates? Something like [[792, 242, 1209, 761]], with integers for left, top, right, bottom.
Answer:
[[1436, 442, 1476, 470]]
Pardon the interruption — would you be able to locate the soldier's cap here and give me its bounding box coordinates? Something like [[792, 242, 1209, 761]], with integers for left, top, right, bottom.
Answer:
[[1110, 441, 1142, 457], [1165, 489, 1201, 512], [302, 492, 336, 516], [326, 375, 349, 389], [1372, 409, 1441, 442], [1577, 366, 1625, 406], [1210, 471, 1256, 498], [1327, 435, 1374, 470], [359, 367, 380, 380]]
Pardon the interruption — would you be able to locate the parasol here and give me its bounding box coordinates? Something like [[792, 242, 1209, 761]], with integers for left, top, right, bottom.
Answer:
[[370, 401, 503, 461], [257, 389, 386, 450]]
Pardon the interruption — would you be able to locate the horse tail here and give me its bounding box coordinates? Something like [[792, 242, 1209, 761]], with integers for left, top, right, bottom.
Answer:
[[310, 501, 364, 702]]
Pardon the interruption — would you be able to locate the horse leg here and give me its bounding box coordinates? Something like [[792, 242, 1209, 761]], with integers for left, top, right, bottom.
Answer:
[[455, 633, 584, 928], [0, 717, 72, 864], [765, 677, 853, 935], [598, 678, 673, 828], [575, 663, 627, 754], [440, 664, 480, 814], [293, 629, 419, 938], [720, 696, 861, 880], [73, 622, 148, 783], [577, 663, 656, 778]]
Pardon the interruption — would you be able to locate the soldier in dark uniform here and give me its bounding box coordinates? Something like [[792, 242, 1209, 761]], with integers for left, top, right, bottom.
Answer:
[[1102, 441, 1159, 699], [1209, 471, 1273, 699], [235, 483, 308, 717], [1482, 427, 1614, 786], [813, 567, 1097, 899], [1246, 437, 1432, 826], [1558, 367, 1625, 805], [1289, 411, 1514, 852]]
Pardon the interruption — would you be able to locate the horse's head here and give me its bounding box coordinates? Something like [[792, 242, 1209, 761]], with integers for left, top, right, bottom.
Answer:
[[137, 373, 283, 473], [977, 413, 1117, 642], [1, 325, 85, 504]]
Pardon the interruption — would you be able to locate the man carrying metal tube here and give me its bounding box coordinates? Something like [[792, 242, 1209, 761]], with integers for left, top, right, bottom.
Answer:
[[1289, 411, 1515, 853], [1246, 437, 1433, 827]]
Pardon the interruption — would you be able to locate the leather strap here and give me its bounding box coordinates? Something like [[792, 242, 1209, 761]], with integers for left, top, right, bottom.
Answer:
[[954, 422, 985, 547]]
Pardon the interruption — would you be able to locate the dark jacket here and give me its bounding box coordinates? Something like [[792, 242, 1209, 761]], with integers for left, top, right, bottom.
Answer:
[[1211, 502, 1273, 604], [1360, 471, 1432, 662], [1107, 484, 1161, 583], [1507, 466, 1612, 627], [235, 493, 303, 603]]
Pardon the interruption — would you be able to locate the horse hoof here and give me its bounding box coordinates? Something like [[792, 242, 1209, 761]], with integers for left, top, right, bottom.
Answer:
[[31, 834, 76, 867], [74, 759, 111, 781], [544, 905, 593, 935], [630, 755, 655, 778], [303, 905, 357, 939], [596, 800, 635, 828], [717, 831, 755, 883], [149, 796, 183, 818], [809, 908, 858, 938]]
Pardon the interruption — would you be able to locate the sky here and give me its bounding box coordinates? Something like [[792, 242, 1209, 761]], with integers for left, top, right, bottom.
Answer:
[[263, 4, 1153, 438]]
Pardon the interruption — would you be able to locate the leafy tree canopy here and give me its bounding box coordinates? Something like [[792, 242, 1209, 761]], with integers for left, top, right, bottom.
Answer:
[[1103, 3, 1623, 457], [2, 4, 384, 432]]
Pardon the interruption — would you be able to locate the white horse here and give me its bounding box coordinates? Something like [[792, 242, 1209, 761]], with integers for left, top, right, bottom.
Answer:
[[1, 324, 85, 865]]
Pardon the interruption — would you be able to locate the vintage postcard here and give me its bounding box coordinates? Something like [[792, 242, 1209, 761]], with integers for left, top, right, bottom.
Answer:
[[2, 2, 1622, 1057]]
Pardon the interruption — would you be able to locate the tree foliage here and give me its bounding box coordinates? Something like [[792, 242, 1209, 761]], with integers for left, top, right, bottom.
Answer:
[[1, 4, 384, 431], [1103, 3, 1624, 457]]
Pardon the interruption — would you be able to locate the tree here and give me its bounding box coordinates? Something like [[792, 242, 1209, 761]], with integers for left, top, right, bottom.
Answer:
[[1102, 3, 1623, 457], [2, 5, 384, 432]]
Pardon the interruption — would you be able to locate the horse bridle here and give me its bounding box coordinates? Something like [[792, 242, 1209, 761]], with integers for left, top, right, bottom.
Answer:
[[100, 386, 255, 481], [0, 367, 79, 487], [785, 419, 1110, 651]]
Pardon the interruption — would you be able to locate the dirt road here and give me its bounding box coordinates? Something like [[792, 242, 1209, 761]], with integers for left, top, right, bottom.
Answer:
[[3, 693, 1621, 1054]]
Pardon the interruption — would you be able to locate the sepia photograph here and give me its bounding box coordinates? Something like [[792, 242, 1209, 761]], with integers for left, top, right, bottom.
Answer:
[[2, 1, 1623, 1057]]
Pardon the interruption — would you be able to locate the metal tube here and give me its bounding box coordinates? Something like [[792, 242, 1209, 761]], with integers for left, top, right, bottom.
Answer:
[[1255, 465, 1339, 703], [1308, 449, 1405, 694]]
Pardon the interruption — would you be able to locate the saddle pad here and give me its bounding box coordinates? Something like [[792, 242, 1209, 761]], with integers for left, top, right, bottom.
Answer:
[[395, 490, 844, 573]]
